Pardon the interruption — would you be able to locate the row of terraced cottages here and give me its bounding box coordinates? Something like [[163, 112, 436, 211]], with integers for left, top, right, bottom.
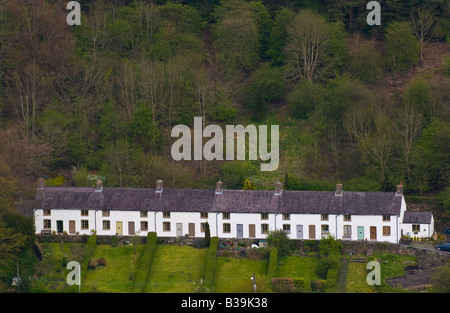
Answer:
[[33, 179, 434, 243]]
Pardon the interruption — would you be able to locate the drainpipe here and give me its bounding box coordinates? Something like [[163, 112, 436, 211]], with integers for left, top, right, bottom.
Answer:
[[94, 210, 98, 233], [335, 214, 340, 239], [216, 213, 220, 237], [154, 212, 157, 233], [396, 215, 399, 244], [275, 213, 279, 231]]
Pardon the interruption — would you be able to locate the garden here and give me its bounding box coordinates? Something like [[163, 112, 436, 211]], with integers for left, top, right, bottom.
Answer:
[[30, 231, 449, 293]]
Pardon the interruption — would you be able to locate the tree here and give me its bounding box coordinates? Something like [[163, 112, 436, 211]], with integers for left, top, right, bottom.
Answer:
[[410, 8, 437, 61], [385, 22, 420, 71], [204, 222, 211, 247], [284, 10, 346, 82], [267, 229, 292, 257]]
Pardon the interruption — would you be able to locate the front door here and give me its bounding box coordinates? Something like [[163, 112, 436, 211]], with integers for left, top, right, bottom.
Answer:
[[116, 221, 123, 235], [357, 226, 364, 240], [296, 225, 303, 239], [69, 220, 75, 234], [309, 225, 315, 239], [128, 222, 135, 235], [176, 223, 183, 237], [57, 220, 63, 233], [188, 223, 195, 236], [249, 224, 255, 238], [370, 226, 377, 240], [237, 224, 243, 238]]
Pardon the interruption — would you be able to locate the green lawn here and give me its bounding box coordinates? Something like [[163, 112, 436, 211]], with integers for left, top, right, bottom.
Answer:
[[83, 244, 144, 293], [214, 257, 271, 293], [346, 253, 417, 293], [143, 244, 208, 293], [276, 256, 320, 292]]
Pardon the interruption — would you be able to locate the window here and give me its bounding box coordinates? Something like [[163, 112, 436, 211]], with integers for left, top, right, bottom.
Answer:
[[283, 224, 291, 234], [383, 226, 391, 236], [321, 225, 329, 235], [140, 211, 148, 218], [412, 224, 420, 234], [282, 214, 290, 220], [261, 213, 269, 220], [163, 222, 171, 232], [201, 222, 207, 232], [141, 221, 148, 231], [81, 210, 89, 216], [383, 215, 390, 222], [44, 219, 51, 229], [102, 210, 110, 217], [222, 213, 230, 220], [223, 223, 231, 233], [103, 220, 110, 230], [343, 225, 352, 236], [163, 212, 170, 218], [81, 220, 89, 230], [344, 215, 351, 221], [200, 212, 208, 219], [321, 214, 329, 221], [43, 209, 51, 216], [261, 224, 269, 234]]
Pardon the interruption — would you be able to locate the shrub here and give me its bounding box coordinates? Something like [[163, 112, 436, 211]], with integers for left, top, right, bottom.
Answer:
[[267, 247, 278, 279], [81, 235, 97, 278], [310, 280, 327, 293], [267, 229, 293, 257], [271, 277, 305, 293], [203, 237, 219, 290]]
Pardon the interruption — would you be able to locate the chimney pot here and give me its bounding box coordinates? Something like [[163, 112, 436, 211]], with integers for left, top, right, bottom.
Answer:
[[216, 181, 223, 194], [95, 180, 103, 192], [396, 183, 403, 196], [335, 184, 343, 196], [156, 180, 163, 193], [274, 180, 282, 195]]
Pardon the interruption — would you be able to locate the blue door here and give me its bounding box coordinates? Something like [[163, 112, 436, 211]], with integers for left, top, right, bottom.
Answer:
[[357, 226, 364, 240]]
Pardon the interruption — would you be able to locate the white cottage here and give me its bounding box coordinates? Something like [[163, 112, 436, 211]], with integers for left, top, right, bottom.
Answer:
[[33, 179, 433, 244]]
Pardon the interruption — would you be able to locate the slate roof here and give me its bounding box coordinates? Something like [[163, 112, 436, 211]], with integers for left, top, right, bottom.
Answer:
[[35, 186, 403, 216], [402, 211, 433, 224]]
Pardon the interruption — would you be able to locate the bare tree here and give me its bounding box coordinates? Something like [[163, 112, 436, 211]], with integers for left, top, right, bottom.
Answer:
[[395, 105, 423, 181], [284, 10, 332, 82], [410, 8, 437, 60]]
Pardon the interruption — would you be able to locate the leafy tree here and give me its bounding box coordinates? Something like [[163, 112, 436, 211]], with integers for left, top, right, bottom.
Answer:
[[287, 80, 326, 119], [385, 22, 420, 71], [267, 7, 296, 65], [267, 229, 293, 257], [347, 42, 383, 83], [129, 103, 163, 152]]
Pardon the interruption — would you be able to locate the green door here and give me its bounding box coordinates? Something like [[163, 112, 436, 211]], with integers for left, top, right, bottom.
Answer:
[[357, 226, 364, 240]]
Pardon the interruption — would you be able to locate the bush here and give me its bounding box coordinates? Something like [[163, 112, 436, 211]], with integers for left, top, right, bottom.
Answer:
[[203, 237, 219, 290], [310, 280, 327, 293], [246, 247, 270, 260], [267, 229, 293, 257], [267, 247, 278, 279], [81, 235, 97, 278], [271, 277, 305, 293]]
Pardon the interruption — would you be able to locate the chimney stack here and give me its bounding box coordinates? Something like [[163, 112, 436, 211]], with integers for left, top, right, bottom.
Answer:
[[396, 183, 403, 196], [215, 181, 223, 194], [156, 180, 163, 193], [95, 180, 103, 192], [37, 177, 45, 190], [274, 180, 282, 195], [335, 184, 343, 196]]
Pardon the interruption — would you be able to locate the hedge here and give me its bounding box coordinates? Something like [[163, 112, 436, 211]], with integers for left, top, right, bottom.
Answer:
[[267, 247, 278, 279], [310, 280, 327, 293], [138, 232, 158, 292], [80, 235, 97, 278], [271, 277, 305, 293], [203, 236, 219, 289]]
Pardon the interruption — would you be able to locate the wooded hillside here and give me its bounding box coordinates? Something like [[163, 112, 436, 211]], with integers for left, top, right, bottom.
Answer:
[[0, 0, 449, 223]]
